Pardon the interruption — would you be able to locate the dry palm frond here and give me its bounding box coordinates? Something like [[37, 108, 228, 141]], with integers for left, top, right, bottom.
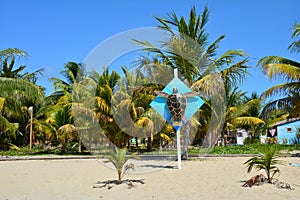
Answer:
[[232, 117, 265, 126]]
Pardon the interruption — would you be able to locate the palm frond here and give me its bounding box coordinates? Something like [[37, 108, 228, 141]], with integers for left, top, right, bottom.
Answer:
[[232, 117, 265, 126], [261, 96, 298, 119], [0, 77, 43, 101], [0, 115, 17, 137], [230, 99, 261, 119], [54, 104, 73, 128], [220, 59, 249, 88], [107, 147, 139, 171], [288, 22, 300, 53], [261, 82, 300, 98], [244, 145, 281, 183], [258, 56, 300, 81]]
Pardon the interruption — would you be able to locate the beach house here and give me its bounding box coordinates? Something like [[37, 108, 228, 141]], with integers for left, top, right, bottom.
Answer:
[[268, 118, 300, 144]]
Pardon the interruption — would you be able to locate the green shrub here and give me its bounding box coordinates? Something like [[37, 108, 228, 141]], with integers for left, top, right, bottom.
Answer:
[[244, 145, 281, 183]]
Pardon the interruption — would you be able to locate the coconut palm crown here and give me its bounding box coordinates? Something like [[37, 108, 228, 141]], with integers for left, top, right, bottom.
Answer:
[[258, 22, 300, 119]]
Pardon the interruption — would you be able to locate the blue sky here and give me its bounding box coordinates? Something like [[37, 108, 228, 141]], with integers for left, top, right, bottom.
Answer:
[[1, 0, 299, 95]]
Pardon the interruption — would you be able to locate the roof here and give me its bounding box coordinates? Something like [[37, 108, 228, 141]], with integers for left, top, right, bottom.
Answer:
[[271, 118, 300, 127]]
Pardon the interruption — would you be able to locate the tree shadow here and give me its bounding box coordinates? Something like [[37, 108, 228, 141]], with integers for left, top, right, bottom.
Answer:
[[93, 179, 145, 190], [291, 153, 300, 157], [140, 164, 174, 169]]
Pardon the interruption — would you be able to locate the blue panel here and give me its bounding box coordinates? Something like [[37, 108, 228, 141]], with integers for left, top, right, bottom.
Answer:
[[150, 77, 204, 130]]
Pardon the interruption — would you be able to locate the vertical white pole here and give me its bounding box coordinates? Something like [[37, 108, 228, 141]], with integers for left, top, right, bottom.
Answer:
[[176, 130, 181, 169], [29, 106, 33, 153], [174, 68, 181, 169], [174, 68, 178, 78]]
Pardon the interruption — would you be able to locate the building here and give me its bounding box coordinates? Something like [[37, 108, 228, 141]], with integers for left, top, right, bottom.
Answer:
[[236, 129, 249, 145], [268, 118, 300, 145]]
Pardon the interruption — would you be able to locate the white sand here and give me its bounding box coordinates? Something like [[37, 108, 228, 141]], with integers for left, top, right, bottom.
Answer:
[[1, 157, 300, 200]]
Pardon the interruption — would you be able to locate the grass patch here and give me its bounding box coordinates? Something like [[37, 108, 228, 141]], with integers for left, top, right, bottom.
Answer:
[[1, 143, 299, 157], [0, 146, 91, 157], [189, 143, 300, 155]]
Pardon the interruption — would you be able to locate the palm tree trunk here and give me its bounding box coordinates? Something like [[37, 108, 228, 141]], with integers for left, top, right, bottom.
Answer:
[[221, 123, 227, 146], [135, 137, 139, 148], [267, 174, 272, 183], [147, 137, 152, 151], [62, 144, 67, 153], [159, 134, 163, 151], [78, 138, 82, 152], [182, 121, 191, 160], [127, 139, 130, 149], [117, 170, 122, 184]]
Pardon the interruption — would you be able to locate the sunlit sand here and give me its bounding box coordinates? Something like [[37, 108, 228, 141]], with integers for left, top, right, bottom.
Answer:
[[1, 157, 300, 199]]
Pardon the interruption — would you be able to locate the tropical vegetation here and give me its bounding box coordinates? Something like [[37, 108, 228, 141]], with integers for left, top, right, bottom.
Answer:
[[244, 145, 281, 183], [107, 147, 139, 184], [0, 6, 299, 158]]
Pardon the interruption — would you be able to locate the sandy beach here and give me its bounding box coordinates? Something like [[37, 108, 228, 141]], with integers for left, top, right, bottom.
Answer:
[[1, 156, 300, 200]]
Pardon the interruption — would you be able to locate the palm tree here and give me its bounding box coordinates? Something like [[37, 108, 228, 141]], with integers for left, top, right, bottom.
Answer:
[[48, 62, 88, 151], [119, 67, 159, 150], [107, 147, 139, 184], [240, 92, 265, 143], [136, 6, 249, 157], [91, 68, 131, 148], [53, 104, 78, 153], [0, 48, 44, 148], [0, 48, 44, 82], [258, 22, 300, 119], [244, 145, 281, 183], [222, 89, 265, 144], [24, 102, 57, 147], [49, 62, 86, 103], [0, 96, 18, 149]]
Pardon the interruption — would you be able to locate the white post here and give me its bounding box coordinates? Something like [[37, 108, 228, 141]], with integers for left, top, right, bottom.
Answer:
[[176, 129, 181, 169], [174, 68, 181, 169], [28, 106, 33, 152], [174, 68, 178, 78]]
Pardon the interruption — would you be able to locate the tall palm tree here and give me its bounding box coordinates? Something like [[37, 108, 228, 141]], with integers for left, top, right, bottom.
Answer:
[[54, 104, 78, 153], [258, 22, 300, 119], [0, 96, 17, 149], [241, 92, 266, 142], [0, 48, 44, 148], [48, 62, 88, 151], [90, 68, 138, 148], [0, 48, 44, 82], [24, 102, 56, 147], [136, 6, 249, 157], [223, 89, 265, 144], [49, 62, 86, 103], [90, 68, 127, 148]]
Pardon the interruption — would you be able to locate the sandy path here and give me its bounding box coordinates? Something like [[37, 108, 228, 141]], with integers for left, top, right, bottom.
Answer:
[[1, 157, 300, 200]]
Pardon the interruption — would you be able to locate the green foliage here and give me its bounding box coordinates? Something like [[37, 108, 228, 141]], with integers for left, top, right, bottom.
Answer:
[[243, 137, 251, 145], [107, 147, 139, 184], [266, 137, 278, 144], [244, 145, 281, 183], [201, 144, 261, 155], [191, 143, 300, 155], [54, 105, 78, 152], [54, 105, 73, 128], [258, 22, 300, 119], [0, 145, 91, 156]]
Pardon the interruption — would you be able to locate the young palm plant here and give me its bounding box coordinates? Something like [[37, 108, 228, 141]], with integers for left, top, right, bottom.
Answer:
[[107, 147, 139, 184], [244, 145, 281, 183]]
